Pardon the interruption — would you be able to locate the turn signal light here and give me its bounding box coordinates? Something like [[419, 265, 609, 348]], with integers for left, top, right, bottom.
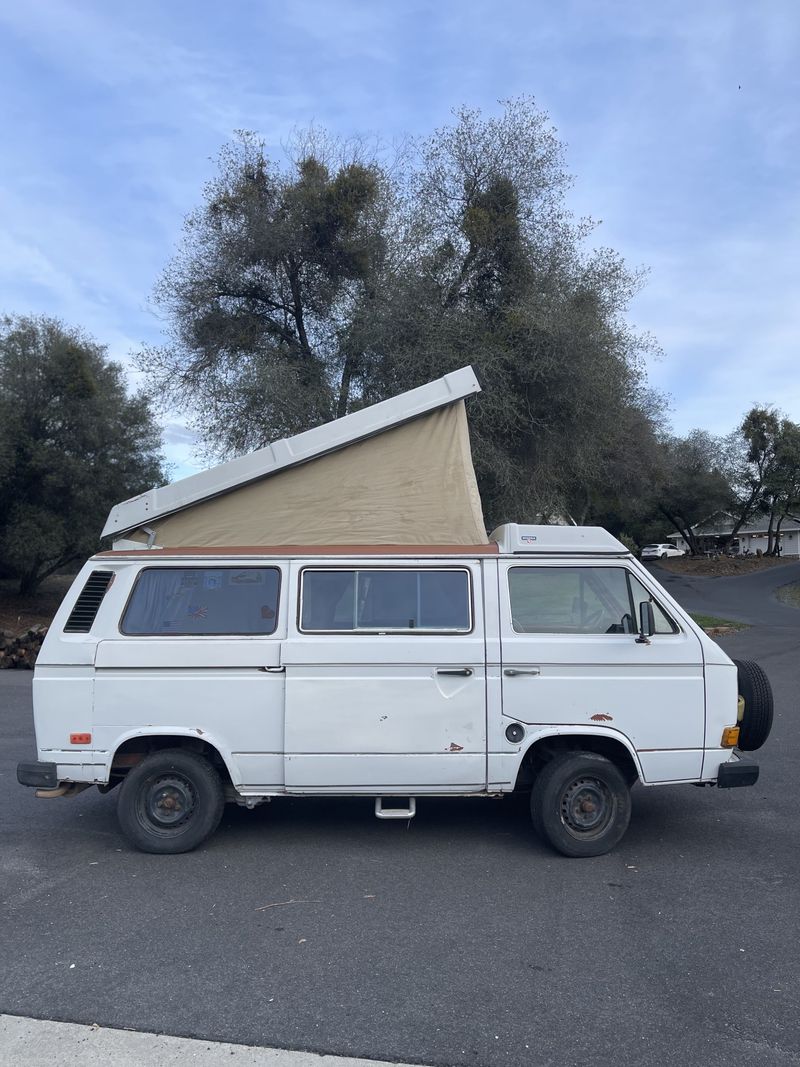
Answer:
[[721, 726, 740, 748], [69, 733, 92, 745]]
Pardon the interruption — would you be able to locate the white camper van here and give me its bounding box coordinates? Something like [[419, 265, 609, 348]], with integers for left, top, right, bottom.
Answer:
[[17, 523, 772, 857], [16, 368, 773, 856]]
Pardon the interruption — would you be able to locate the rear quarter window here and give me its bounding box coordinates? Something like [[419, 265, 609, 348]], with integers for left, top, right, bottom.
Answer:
[[121, 567, 280, 635]]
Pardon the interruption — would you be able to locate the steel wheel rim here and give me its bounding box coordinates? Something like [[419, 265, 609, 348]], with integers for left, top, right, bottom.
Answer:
[[559, 775, 615, 840], [138, 773, 197, 834]]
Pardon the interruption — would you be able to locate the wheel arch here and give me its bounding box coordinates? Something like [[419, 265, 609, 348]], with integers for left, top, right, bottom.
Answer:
[[514, 728, 642, 791], [107, 728, 237, 788]]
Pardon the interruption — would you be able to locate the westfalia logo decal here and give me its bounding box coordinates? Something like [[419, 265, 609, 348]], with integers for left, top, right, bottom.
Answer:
[[520, 535, 538, 543]]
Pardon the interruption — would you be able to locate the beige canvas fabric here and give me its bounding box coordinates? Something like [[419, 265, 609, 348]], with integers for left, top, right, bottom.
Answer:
[[128, 402, 488, 547]]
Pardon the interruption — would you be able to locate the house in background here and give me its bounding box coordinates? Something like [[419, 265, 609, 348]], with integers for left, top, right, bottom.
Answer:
[[667, 513, 800, 557]]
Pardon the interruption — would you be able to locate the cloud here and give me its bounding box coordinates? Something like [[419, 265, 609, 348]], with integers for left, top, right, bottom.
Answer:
[[0, 0, 798, 477]]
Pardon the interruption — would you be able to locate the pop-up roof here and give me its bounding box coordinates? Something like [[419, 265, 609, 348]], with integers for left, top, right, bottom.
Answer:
[[104, 366, 487, 549]]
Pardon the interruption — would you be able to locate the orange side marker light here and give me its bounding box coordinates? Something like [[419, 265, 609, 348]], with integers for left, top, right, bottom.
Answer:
[[720, 726, 740, 748], [69, 733, 92, 745]]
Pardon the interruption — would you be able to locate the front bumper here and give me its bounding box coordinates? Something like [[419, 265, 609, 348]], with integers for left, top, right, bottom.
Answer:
[[17, 761, 58, 789], [717, 757, 759, 788]]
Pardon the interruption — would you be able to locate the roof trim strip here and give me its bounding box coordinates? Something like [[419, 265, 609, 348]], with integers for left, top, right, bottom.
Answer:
[[98, 543, 498, 558]]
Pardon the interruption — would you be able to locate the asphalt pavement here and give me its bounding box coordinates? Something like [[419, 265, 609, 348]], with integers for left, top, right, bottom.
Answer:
[[1, 566, 799, 1067], [654, 558, 800, 627]]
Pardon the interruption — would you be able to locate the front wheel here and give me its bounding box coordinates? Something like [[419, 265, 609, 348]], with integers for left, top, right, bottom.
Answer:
[[531, 751, 632, 858], [117, 748, 224, 854]]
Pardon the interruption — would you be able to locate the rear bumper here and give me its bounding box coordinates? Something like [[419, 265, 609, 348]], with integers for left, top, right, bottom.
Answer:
[[717, 757, 759, 788], [17, 761, 58, 789]]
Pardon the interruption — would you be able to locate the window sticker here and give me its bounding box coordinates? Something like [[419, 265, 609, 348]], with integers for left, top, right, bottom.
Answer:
[[230, 570, 264, 585], [203, 574, 222, 590]]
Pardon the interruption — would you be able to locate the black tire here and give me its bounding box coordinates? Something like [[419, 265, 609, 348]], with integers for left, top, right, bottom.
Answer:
[[117, 748, 224, 854], [531, 751, 632, 858], [660, 552, 668, 559], [733, 659, 774, 751]]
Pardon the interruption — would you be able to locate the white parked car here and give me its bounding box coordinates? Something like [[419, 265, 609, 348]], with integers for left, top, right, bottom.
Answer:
[[18, 524, 771, 858], [641, 543, 686, 560]]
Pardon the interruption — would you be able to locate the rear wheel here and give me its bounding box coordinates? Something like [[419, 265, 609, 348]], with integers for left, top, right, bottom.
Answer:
[[117, 748, 224, 854], [531, 751, 632, 858]]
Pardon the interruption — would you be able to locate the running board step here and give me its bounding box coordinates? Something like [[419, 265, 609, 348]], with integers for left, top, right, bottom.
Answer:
[[374, 797, 416, 819]]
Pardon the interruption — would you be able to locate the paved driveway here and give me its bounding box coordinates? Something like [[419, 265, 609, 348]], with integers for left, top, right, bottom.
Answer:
[[2, 569, 799, 1067], [653, 559, 800, 627]]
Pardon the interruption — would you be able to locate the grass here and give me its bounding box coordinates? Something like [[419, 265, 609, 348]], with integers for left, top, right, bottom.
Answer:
[[776, 581, 800, 609], [689, 612, 749, 632]]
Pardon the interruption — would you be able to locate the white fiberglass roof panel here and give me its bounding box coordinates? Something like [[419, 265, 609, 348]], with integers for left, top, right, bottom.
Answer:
[[490, 523, 628, 554]]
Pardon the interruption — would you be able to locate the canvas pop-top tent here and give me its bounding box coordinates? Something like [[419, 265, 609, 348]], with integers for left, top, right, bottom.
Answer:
[[103, 366, 489, 550]]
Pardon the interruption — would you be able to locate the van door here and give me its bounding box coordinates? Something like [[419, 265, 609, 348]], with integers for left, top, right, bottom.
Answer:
[[498, 561, 706, 783], [282, 560, 487, 792], [93, 563, 287, 792]]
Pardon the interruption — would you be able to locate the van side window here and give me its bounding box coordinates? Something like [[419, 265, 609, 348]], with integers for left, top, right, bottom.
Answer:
[[508, 567, 634, 634], [300, 569, 471, 632], [626, 573, 678, 634], [121, 568, 280, 635]]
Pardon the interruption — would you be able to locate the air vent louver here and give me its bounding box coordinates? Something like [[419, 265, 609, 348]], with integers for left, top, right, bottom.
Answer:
[[63, 571, 115, 633]]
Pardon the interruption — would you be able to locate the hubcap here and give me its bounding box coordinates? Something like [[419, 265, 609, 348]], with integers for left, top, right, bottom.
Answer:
[[560, 776, 614, 838]]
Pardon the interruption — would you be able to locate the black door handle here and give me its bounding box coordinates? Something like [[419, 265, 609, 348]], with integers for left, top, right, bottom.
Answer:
[[436, 667, 473, 677]]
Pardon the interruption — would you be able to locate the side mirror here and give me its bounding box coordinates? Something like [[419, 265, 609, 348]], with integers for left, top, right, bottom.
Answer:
[[636, 601, 655, 644]]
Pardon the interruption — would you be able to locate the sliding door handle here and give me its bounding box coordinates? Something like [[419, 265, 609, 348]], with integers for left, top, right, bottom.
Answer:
[[436, 667, 473, 677], [259, 665, 285, 673], [503, 667, 541, 677]]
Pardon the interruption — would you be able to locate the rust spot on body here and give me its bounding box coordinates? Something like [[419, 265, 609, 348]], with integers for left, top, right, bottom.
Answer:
[[591, 713, 614, 722], [448, 742, 464, 752]]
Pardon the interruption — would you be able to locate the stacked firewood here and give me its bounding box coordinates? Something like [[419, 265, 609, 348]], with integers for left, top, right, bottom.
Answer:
[[0, 626, 48, 669]]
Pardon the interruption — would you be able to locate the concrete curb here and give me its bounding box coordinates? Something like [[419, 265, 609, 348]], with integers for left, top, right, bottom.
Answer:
[[0, 1014, 420, 1067]]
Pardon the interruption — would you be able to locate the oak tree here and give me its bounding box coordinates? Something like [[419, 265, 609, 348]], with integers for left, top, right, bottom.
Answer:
[[0, 316, 164, 594]]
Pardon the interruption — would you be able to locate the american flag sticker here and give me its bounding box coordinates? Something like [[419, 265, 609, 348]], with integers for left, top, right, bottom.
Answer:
[[188, 605, 208, 619]]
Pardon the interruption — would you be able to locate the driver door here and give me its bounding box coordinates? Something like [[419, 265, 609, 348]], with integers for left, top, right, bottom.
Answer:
[[499, 562, 706, 783]]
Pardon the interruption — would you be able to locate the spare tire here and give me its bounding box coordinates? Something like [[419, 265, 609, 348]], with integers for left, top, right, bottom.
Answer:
[[733, 659, 774, 751]]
